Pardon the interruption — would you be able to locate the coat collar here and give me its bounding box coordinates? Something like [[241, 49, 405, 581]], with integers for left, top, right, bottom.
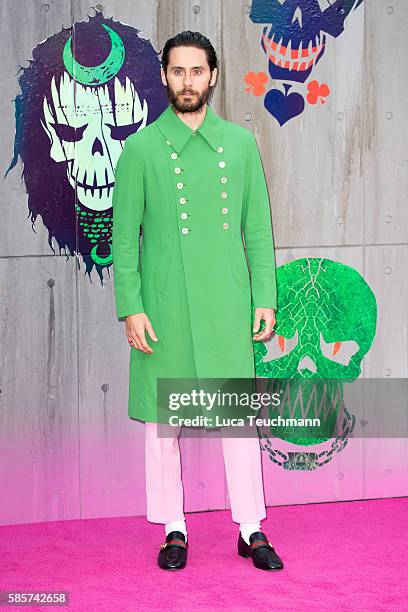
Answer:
[[156, 103, 224, 153]]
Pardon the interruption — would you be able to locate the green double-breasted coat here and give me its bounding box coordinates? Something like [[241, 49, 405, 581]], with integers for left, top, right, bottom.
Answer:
[[112, 103, 277, 422]]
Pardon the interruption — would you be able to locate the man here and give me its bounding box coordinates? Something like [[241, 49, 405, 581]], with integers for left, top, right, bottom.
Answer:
[[112, 30, 284, 571]]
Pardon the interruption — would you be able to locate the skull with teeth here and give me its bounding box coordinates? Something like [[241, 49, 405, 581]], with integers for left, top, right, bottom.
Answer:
[[247, 1, 365, 124], [250, 0, 364, 82], [42, 73, 148, 212], [253, 258, 377, 447], [6, 12, 167, 276]]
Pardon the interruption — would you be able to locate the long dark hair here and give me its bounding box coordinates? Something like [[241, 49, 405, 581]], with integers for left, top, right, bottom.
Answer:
[[161, 30, 218, 75]]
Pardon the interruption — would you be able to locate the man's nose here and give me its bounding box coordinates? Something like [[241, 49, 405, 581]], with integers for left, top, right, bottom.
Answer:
[[183, 74, 192, 87]]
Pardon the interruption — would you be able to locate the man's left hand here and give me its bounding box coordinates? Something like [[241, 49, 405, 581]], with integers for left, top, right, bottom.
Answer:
[[252, 307, 276, 341]]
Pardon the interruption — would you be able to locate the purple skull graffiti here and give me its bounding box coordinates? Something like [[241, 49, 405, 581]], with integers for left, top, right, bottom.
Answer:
[[249, 0, 364, 123], [5, 11, 167, 282]]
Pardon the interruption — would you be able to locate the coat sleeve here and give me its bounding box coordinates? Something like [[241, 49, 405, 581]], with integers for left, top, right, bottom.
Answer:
[[241, 132, 278, 310], [111, 137, 145, 319]]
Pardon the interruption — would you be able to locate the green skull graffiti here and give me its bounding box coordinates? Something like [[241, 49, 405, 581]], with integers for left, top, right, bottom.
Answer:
[[253, 258, 377, 458]]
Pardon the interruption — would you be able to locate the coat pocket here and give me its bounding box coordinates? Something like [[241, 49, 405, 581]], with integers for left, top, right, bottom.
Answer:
[[153, 237, 171, 294], [229, 246, 250, 289]]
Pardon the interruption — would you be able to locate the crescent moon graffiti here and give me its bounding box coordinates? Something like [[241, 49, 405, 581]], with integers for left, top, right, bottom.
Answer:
[[91, 244, 112, 266], [63, 24, 125, 86]]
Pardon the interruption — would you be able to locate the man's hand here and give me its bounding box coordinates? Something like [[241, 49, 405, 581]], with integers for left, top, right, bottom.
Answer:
[[252, 307, 276, 341], [125, 313, 158, 353]]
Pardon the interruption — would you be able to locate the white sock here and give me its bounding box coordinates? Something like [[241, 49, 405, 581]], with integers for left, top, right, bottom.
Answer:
[[165, 519, 187, 542], [240, 521, 261, 545]]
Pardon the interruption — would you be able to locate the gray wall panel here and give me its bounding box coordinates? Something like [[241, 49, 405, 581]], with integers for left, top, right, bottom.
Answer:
[[364, 2, 408, 245], [364, 245, 408, 377], [1, 0, 75, 257], [77, 261, 147, 518], [222, 2, 365, 249], [0, 255, 79, 525]]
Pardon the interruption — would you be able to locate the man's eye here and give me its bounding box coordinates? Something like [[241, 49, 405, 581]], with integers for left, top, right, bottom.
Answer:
[[106, 122, 143, 141], [50, 123, 87, 142]]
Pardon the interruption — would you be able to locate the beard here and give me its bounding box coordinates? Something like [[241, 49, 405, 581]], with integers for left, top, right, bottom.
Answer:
[[166, 81, 213, 114]]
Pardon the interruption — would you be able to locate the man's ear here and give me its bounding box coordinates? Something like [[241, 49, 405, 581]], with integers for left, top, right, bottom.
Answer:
[[210, 67, 218, 87], [160, 67, 167, 87]]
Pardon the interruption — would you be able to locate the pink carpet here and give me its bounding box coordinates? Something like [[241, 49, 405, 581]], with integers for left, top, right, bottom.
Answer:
[[1, 498, 407, 611]]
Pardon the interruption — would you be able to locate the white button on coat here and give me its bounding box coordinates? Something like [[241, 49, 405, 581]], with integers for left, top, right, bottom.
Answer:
[[217, 146, 224, 153], [218, 161, 226, 168], [222, 208, 228, 214], [182, 227, 189, 234], [174, 167, 181, 174], [180, 212, 188, 219], [177, 182, 184, 189], [223, 223, 229, 229], [221, 177, 228, 184], [179, 197, 186, 204], [171, 152, 178, 159], [221, 192, 228, 199]]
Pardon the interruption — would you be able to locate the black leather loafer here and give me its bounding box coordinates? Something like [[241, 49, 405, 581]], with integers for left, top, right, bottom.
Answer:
[[238, 531, 284, 570], [157, 530, 188, 570]]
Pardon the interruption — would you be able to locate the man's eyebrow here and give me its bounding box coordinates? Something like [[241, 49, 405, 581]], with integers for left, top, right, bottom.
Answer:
[[170, 65, 205, 70]]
